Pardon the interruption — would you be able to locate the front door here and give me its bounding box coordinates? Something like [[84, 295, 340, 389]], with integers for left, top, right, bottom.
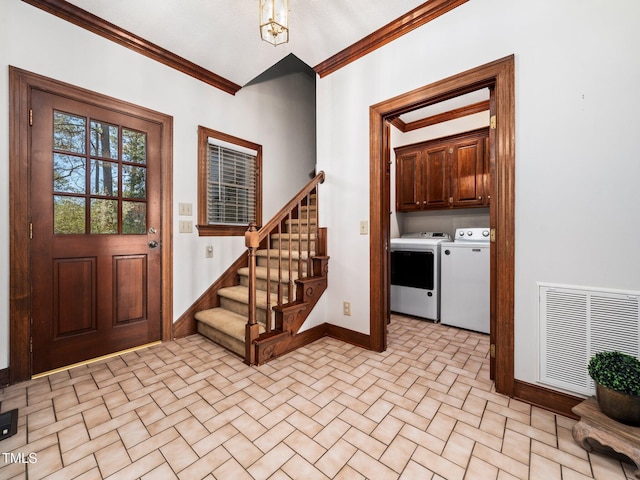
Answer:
[[30, 89, 162, 375]]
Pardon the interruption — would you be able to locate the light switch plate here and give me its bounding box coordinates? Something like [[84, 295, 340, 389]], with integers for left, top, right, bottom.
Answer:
[[359, 221, 368, 235], [179, 220, 192, 233], [178, 202, 193, 216]]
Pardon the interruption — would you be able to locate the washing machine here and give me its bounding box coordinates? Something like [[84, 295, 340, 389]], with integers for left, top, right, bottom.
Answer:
[[440, 227, 490, 334]]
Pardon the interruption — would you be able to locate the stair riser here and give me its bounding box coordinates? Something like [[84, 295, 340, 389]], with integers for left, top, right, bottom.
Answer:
[[238, 275, 293, 298], [286, 227, 316, 235], [270, 239, 316, 251], [285, 224, 318, 234], [219, 296, 274, 327], [298, 206, 317, 215], [257, 257, 310, 275], [197, 322, 245, 357]]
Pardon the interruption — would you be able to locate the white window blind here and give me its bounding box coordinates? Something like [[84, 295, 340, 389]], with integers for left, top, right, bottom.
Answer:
[[207, 143, 256, 225]]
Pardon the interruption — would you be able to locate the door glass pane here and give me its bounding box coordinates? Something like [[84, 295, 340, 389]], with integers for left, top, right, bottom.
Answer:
[[54, 112, 86, 154], [54, 196, 85, 234], [123, 165, 146, 198], [90, 199, 118, 234], [90, 160, 119, 196], [90, 120, 118, 159], [123, 201, 146, 234], [122, 128, 146, 164], [54, 154, 86, 193]]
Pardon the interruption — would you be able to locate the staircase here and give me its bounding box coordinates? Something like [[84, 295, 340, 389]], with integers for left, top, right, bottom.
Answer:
[[195, 172, 329, 365]]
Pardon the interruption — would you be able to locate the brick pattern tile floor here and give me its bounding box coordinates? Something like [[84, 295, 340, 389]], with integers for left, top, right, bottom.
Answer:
[[0, 315, 635, 479]]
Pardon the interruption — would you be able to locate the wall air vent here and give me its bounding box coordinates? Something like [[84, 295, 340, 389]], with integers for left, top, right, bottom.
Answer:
[[539, 283, 640, 396]]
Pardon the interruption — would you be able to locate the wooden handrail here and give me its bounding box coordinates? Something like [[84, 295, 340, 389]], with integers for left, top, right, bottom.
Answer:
[[244, 171, 325, 364], [256, 170, 324, 242]]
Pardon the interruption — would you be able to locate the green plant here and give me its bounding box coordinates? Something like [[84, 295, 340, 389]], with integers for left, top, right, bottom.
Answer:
[[588, 351, 640, 396]]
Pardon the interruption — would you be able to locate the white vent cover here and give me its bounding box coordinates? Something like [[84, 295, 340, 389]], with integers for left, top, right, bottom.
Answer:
[[539, 283, 640, 396]]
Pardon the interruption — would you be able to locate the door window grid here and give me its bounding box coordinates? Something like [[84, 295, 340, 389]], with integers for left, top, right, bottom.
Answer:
[[52, 110, 147, 234]]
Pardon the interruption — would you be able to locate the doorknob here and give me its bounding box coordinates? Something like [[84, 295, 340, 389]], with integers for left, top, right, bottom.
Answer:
[[149, 240, 159, 248]]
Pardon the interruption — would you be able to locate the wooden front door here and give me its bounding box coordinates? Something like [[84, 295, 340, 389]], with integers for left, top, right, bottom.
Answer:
[[30, 90, 162, 375]]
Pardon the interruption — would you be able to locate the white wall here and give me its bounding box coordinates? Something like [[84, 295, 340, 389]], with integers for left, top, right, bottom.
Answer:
[[316, 0, 640, 389], [0, 0, 315, 370]]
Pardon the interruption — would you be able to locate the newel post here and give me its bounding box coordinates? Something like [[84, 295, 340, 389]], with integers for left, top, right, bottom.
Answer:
[[244, 223, 260, 365]]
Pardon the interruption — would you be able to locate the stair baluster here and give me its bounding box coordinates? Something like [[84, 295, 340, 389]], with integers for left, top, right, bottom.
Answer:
[[277, 222, 284, 308], [264, 229, 272, 334], [244, 223, 260, 365], [306, 192, 313, 274], [287, 210, 294, 305]]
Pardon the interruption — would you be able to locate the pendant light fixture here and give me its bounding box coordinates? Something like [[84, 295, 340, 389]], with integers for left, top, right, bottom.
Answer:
[[259, 0, 289, 46]]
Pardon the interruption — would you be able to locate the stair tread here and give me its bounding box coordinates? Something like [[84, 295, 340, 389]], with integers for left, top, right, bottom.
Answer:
[[238, 266, 297, 282], [195, 307, 265, 341], [285, 218, 317, 223], [218, 284, 286, 307], [256, 249, 315, 259], [270, 232, 317, 239]]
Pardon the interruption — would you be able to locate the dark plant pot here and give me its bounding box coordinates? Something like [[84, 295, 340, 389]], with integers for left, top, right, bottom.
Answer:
[[595, 382, 640, 426]]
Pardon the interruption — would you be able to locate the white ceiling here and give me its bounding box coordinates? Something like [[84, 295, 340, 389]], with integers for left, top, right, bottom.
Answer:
[[64, 0, 427, 87]]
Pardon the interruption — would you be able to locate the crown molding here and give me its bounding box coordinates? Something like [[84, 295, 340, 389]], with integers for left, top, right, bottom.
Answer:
[[22, 0, 469, 92], [22, 0, 242, 95], [314, 0, 469, 78]]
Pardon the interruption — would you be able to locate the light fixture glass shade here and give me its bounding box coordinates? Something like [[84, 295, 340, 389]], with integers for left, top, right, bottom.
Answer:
[[259, 0, 289, 46]]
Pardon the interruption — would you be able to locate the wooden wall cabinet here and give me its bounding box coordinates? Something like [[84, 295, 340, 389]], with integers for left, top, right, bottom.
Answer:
[[395, 128, 489, 212]]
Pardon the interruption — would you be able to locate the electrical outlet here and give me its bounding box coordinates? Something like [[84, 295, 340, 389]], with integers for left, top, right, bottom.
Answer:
[[343, 301, 351, 316], [206, 245, 213, 258], [360, 220, 368, 235]]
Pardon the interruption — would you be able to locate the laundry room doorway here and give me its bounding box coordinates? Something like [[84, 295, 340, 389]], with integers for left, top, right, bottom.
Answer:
[[368, 55, 515, 396]]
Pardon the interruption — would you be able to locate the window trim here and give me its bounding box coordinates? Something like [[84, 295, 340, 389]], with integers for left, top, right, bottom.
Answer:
[[197, 126, 262, 236]]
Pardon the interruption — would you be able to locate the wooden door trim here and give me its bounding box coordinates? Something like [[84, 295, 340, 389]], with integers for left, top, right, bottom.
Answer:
[[8, 66, 173, 384], [369, 55, 515, 395]]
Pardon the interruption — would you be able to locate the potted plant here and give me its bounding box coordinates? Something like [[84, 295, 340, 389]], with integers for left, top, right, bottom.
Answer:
[[587, 351, 640, 426]]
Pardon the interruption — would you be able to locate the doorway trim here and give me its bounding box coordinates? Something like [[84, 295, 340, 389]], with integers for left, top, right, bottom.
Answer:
[[9, 67, 174, 384], [369, 55, 515, 395]]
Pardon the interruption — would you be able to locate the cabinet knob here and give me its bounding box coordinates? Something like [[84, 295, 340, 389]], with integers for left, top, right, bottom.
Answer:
[[415, 201, 419, 205], [478, 196, 482, 200], [423, 201, 426, 205]]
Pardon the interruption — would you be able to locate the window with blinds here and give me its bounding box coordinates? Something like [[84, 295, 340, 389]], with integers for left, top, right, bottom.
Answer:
[[207, 144, 256, 225], [197, 126, 262, 236]]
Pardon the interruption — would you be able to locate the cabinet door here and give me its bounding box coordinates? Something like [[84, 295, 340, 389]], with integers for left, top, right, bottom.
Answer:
[[395, 151, 421, 211], [422, 145, 449, 208], [450, 136, 485, 207]]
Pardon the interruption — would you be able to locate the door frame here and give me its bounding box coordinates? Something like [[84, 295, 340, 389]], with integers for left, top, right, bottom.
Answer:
[[369, 55, 515, 395], [9, 67, 174, 384]]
